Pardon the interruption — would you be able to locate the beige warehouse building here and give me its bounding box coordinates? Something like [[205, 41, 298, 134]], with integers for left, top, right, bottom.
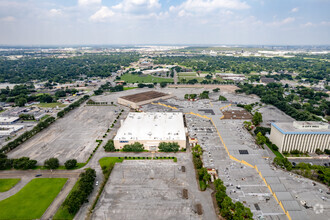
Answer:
[[270, 121, 330, 153], [114, 112, 186, 151], [118, 91, 173, 109]]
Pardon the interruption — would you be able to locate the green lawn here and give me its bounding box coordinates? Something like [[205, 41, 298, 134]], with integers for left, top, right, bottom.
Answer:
[[120, 73, 174, 83], [37, 102, 67, 108], [0, 178, 67, 219], [265, 143, 284, 158], [177, 72, 197, 76], [0, 179, 20, 192], [99, 157, 124, 169], [40, 114, 50, 121], [123, 87, 137, 91], [99, 157, 177, 169]]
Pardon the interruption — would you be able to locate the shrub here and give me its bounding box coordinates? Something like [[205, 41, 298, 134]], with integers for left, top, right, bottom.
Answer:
[[122, 142, 144, 152], [44, 157, 59, 169], [158, 142, 180, 152], [104, 140, 115, 152], [64, 159, 77, 169]]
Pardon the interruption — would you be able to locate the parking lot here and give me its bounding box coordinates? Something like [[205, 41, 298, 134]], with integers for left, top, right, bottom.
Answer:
[[139, 94, 330, 220], [92, 159, 217, 220], [7, 105, 119, 164], [257, 105, 294, 127]]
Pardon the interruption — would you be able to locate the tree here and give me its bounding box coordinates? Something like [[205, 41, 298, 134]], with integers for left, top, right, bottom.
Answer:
[[44, 157, 59, 169], [158, 142, 180, 152], [219, 95, 227, 101], [64, 159, 77, 169], [122, 142, 144, 152], [315, 148, 323, 155], [252, 112, 263, 126], [104, 140, 115, 152], [15, 97, 27, 107], [160, 82, 167, 88], [213, 88, 220, 92], [256, 132, 266, 145], [199, 91, 209, 99]]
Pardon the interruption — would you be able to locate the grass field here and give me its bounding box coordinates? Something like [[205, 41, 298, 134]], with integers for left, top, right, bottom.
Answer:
[[0, 179, 20, 192], [37, 102, 67, 108], [177, 72, 197, 76], [120, 73, 174, 83], [99, 157, 124, 169], [0, 178, 67, 219], [123, 87, 137, 90]]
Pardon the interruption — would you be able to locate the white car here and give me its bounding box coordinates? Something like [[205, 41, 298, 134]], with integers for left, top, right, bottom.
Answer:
[[95, 181, 99, 186]]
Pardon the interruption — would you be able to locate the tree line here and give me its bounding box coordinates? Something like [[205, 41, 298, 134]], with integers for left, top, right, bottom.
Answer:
[[0, 54, 139, 84]]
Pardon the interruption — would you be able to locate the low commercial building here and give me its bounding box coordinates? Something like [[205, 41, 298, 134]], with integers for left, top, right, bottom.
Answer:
[[0, 117, 19, 125], [270, 121, 330, 153], [117, 91, 173, 109], [0, 125, 24, 137], [114, 112, 186, 150], [260, 77, 276, 84]]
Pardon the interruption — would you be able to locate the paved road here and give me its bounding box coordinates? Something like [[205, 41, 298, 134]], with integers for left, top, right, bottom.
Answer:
[[174, 69, 178, 84]]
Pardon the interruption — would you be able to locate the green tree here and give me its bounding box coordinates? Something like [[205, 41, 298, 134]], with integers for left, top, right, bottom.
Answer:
[[64, 159, 77, 169], [219, 95, 227, 101], [44, 157, 59, 169], [104, 140, 115, 152], [256, 132, 266, 145], [158, 142, 180, 152], [15, 97, 27, 107], [252, 112, 263, 126], [160, 82, 167, 88], [122, 142, 144, 152]]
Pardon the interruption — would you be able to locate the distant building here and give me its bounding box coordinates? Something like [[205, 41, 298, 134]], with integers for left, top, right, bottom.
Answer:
[[0, 117, 19, 125], [270, 121, 330, 153], [142, 68, 169, 75], [260, 77, 276, 84], [114, 112, 186, 150], [0, 125, 24, 137]]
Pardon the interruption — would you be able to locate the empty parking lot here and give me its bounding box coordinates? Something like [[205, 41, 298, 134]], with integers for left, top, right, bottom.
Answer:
[[8, 105, 118, 164]]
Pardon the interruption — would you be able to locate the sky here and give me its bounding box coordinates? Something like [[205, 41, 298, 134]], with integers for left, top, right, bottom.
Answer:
[[0, 0, 329, 45]]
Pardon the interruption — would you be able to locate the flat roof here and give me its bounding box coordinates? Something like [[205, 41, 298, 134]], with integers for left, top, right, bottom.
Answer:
[[0, 117, 19, 123], [272, 122, 330, 135], [119, 91, 170, 103], [114, 112, 185, 142]]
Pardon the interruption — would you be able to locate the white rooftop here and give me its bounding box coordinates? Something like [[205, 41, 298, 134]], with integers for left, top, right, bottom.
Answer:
[[114, 112, 185, 141], [0, 117, 19, 123]]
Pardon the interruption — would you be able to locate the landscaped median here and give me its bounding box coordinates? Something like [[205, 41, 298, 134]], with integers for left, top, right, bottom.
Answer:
[[0, 178, 67, 219], [0, 178, 20, 192]]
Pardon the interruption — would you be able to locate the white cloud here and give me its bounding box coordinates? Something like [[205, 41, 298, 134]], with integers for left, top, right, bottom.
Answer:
[[269, 17, 295, 26], [291, 7, 298, 13], [49, 9, 62, 16], [301, 22, 313, 27], [320, 21, 330, 26], [78, 0, 102, 7], [170, 0, 249, 15], [112, 0, 161, 13], [0, 16, 15, 22], [90, 6, 114, 22]]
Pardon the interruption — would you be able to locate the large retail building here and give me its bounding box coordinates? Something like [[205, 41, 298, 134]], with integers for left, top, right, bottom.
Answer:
[[269, 121, 330, 153], [114, 112, 186, 150]]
